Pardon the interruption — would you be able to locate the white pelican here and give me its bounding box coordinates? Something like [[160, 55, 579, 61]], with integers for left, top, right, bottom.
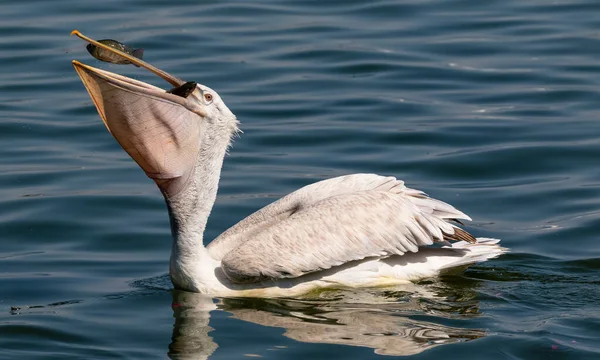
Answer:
[[71, 31, 506, 298]]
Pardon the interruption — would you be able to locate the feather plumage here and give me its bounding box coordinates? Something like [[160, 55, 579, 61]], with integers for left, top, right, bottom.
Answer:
[[212, 174, 477, 284]]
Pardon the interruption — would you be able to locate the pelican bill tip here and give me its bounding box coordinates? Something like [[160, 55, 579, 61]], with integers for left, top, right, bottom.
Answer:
[[71, 59, 88, 69]]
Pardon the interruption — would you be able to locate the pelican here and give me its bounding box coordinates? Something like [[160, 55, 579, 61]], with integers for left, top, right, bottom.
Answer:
[[71, 31, 506, 298]]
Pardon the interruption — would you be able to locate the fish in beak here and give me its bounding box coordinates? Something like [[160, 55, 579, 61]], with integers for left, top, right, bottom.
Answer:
[[71, 31, 210, 195]]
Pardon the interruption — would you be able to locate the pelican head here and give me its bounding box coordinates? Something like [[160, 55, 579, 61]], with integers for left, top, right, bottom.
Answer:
[[71, 31, 238, 197]]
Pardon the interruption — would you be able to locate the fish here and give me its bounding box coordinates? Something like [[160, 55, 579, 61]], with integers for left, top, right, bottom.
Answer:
[[86, 39, 144, 67], [167, 82, 197, 98]]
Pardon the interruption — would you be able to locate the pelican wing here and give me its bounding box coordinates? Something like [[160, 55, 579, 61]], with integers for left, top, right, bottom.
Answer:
[[208, 174, 411, 260], [219, 176, 473, 283]]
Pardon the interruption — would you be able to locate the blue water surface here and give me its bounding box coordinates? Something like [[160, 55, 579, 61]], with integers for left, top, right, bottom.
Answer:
[[2, 0, 600, 359]]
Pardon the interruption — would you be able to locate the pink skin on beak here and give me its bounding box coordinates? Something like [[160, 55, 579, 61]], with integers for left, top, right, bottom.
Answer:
[[71, 31, 207, 195]]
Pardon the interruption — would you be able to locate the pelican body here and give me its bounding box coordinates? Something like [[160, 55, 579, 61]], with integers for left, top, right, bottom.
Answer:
[[71, 31, 506, 298]]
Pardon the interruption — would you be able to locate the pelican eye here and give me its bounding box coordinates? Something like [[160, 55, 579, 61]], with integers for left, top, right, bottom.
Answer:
[[204, 93, 213, 102]]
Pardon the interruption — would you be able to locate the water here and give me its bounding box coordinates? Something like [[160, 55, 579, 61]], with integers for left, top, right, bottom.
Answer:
[[2, 0, 600, 358]]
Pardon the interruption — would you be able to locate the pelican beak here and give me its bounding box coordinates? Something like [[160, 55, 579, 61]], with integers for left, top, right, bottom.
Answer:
[[72, 39, 207, 195]]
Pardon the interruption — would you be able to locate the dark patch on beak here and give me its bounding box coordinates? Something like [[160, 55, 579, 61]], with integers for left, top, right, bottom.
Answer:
[[167, 81, 198, 98]]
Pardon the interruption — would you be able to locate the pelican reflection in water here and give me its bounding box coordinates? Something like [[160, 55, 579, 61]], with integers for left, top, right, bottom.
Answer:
[[70, 30, 506, 298], [169, 281, 486, 358]]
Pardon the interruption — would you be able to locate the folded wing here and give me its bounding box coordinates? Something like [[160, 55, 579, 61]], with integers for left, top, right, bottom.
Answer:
[[208, 174, 408, 260], [218, 175, 473, 283]]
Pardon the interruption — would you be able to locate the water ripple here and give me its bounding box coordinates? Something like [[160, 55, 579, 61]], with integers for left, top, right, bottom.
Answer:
[[1, 0, 600, 359]]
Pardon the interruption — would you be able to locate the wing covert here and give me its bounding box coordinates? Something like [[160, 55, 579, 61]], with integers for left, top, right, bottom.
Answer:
[[220, 189, 472, 283], [207, 174, 406, 260]]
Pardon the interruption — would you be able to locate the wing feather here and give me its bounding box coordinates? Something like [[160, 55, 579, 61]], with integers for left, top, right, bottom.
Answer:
[[220, 184, 474, 283], [208, 174, 405, 260]]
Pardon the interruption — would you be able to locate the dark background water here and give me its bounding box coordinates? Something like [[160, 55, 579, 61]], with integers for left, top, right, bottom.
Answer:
[[2, 0, 600, 358]]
